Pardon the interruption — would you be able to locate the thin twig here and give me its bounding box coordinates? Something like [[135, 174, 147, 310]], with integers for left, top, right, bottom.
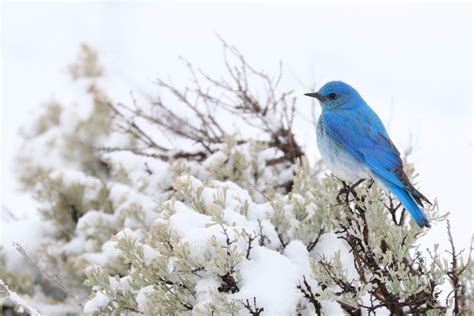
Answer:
[[12, 241, 83, 307]]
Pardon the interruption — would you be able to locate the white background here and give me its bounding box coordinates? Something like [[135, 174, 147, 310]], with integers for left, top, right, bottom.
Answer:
[[1, 2, 472, 255]]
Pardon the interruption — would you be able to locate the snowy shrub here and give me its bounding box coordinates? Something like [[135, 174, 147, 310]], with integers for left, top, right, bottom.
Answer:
[[1, 43, 472, 315]]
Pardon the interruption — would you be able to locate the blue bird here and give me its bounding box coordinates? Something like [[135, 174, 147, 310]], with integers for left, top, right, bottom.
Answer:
[[305, 81, 431, 228]]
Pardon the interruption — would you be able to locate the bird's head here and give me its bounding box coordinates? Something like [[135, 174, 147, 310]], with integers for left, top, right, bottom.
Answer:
[[305, 81, 362, 110]]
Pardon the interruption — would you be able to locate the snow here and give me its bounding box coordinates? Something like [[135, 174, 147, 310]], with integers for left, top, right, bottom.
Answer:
[[284, 240, 311, 277], [235, 246, 302, 315], [0, 281, 41, 316], [101, 151, 173, 195], [142, 244, 159, 266], [109, 275, 132, 292], [107, 182, 161, 228], [76, 210, 117, 239], [194, 277, 221, 307], [49, 169, 104, 203], [82, 240, 122, 267], [166, 201, 222, 258], [1, 213, 46, 273], [135, 285, 154, 312], [83, 291, 110, 314], [312, 232, 359, 281]]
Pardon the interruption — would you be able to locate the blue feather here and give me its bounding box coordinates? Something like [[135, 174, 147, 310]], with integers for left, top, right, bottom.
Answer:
[[377, 176, 431, 228]]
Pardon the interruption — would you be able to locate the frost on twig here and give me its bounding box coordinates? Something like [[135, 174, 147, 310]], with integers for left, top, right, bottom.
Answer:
[[0, 280, 41, 316], [12, 241, 83, 307]]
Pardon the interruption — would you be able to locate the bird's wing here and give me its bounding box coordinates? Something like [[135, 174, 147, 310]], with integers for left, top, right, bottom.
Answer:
[[321, 110, 430, 205]]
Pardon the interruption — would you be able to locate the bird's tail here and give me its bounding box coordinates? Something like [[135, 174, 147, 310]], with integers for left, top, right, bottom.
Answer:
[[378, 178, 431, 228]]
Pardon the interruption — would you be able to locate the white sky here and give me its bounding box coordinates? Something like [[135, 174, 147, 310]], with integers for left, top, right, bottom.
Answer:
[[1, 3, 472, 253]]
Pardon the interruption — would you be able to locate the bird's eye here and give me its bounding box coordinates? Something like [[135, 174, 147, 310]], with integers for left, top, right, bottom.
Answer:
[[328, 93, 337, 100]]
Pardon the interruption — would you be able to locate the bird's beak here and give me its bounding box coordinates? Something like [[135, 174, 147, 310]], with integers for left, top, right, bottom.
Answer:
[[304, 92, 325, 101]]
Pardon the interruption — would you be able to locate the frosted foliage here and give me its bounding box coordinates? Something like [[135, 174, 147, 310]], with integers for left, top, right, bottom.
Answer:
[[3, 45, 472, 315]]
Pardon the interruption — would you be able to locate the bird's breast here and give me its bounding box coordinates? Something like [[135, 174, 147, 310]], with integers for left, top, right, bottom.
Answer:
[[316, 121, 369, 182]]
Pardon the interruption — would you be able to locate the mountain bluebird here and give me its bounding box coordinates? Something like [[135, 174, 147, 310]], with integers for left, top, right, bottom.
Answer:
[[305, 81, 431, 228]]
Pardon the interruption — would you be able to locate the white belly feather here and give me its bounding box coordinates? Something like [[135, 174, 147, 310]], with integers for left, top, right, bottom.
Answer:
[[317, 122, 371, 182]]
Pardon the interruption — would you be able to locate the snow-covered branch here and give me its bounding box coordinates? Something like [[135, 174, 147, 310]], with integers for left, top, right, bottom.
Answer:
[[0, 280, 41, 316]]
